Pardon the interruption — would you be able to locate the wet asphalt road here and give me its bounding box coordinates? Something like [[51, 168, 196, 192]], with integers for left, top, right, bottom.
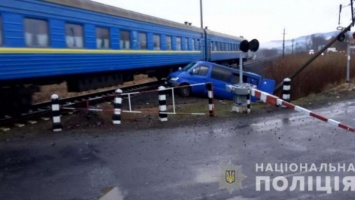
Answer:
[[1, 100, 355, 200]]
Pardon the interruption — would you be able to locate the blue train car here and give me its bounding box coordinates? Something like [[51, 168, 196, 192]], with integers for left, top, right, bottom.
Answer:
[[0, 0, 247, 113]]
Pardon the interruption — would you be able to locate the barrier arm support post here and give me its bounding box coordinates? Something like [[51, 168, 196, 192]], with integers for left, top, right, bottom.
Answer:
[[158, 86, 168, 122], [205, 83, 215, 117], [112, 89, 122, 125], [51, 94, 62, 132]]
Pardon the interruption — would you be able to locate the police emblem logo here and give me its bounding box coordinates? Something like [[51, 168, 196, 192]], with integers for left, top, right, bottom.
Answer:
[[225, 170, 235, 184], [218, 161, 246, 194]]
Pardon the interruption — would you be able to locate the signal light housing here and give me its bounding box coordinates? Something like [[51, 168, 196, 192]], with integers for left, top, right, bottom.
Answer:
[[239, 39, 260, 52], [337, 34, 346, 42]]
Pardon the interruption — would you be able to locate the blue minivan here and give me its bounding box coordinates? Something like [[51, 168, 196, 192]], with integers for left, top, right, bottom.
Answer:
[[167, 61, 275, 99]]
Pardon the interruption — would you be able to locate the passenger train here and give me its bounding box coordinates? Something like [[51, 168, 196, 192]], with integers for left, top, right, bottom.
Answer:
[[0, 0, 255, 114]]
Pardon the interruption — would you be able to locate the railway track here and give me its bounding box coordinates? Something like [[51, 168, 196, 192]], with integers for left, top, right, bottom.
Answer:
[[0, 81, 163, 131]]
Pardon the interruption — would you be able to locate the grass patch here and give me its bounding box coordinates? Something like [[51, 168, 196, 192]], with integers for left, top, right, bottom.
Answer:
[[265, 53, 355, 99]]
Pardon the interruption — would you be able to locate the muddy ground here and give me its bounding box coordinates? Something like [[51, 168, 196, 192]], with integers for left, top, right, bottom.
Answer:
[[2, 81, 355, 142]]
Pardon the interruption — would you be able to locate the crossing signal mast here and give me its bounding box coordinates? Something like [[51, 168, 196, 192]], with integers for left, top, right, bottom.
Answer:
[[274, 0, 355, 92], [338, 0, 355, 40]]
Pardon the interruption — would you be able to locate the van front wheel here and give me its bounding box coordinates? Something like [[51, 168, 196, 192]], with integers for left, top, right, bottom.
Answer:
[[179, 84, 191, 97]]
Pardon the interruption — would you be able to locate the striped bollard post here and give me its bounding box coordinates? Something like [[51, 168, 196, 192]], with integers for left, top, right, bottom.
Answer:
[[51, 94, 62, 132], [205, 83, 214, 117], [158, 86, 168, 122], [282, 78, 291, 102], [113, 89, 122, 125], [247, 89, 251, 114]]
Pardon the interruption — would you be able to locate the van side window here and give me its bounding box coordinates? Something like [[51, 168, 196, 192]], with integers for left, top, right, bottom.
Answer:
[[192, 65, 209, 76], [231, 74, 248, 84], [211, 65, 231, 82], [231, 74, 258, 85], [246, 77, 258, 85]]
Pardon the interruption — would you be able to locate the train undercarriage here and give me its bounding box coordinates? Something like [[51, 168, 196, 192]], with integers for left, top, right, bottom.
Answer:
[[0, 65, 180, 116], [0, 59, 244, 116]]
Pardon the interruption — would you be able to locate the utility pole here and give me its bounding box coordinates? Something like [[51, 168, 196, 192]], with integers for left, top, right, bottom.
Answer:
[[200, 0, 203, 29], [282, 28, 286, 58], [292, 39, 294, 54]]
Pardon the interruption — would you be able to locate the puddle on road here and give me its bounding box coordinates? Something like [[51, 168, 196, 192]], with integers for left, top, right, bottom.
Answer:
[[194, 166, 219, 184]]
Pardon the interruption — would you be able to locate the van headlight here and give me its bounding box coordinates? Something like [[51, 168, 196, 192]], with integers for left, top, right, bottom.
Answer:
[[170, 77, 179, 81]]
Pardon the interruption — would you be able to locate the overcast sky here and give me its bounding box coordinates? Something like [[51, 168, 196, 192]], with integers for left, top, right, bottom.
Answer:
[[92, 0, 353, 42]]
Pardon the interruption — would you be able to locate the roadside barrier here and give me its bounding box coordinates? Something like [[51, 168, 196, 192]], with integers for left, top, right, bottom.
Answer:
[[206, 82, 215, 117], [282, 78, 291, 101], [247, 90, 251, 113], [51, 82, 215, 130], [251, 88, 355, 132], [112, 89, 122, 125], [158, 86, 168, 122], [51, 94, 62, 132]]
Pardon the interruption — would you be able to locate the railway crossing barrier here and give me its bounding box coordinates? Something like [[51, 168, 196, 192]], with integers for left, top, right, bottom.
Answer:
[[251, 87, 355, 132], [226, 83, 355, 132], [51, 82, 215, 131]]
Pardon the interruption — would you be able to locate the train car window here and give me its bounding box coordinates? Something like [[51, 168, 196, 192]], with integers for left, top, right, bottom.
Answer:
[[211, 65, 232, 82], [120, 30, 130, 49], [96, 27, 110, 49], [192, 65, 209, 76], [176, 37, 181, 50], [138, 32, 147, 49], [0, 16, 2, 46], [24, 18, 49, 47], [214, 42, 217, 51], [182, 37, 187, 50], [65, 23, 83, 48], [166, 36, 172, 50], [194, 39, 198, 50], [191, 39, 195, 50], [153, 34, 160, 50]]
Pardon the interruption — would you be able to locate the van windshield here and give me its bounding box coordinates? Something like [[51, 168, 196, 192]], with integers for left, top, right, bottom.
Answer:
[[182, 62, 196, 71]]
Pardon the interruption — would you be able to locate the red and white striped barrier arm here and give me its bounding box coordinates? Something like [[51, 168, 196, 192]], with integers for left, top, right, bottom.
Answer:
[[251, 88, 355, 133]]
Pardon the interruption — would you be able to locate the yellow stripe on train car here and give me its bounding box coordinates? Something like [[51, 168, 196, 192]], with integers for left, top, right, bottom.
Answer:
[[0, 48, 202, 54]]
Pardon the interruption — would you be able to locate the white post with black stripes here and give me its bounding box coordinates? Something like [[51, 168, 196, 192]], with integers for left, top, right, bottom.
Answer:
[[158, 86, 168, 122], [51, 94, 62, 132], [112, 89, 122, 125], [282, 78, 291, 101], [205, 83, 214, 117], [247, 89, 251, 114]]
